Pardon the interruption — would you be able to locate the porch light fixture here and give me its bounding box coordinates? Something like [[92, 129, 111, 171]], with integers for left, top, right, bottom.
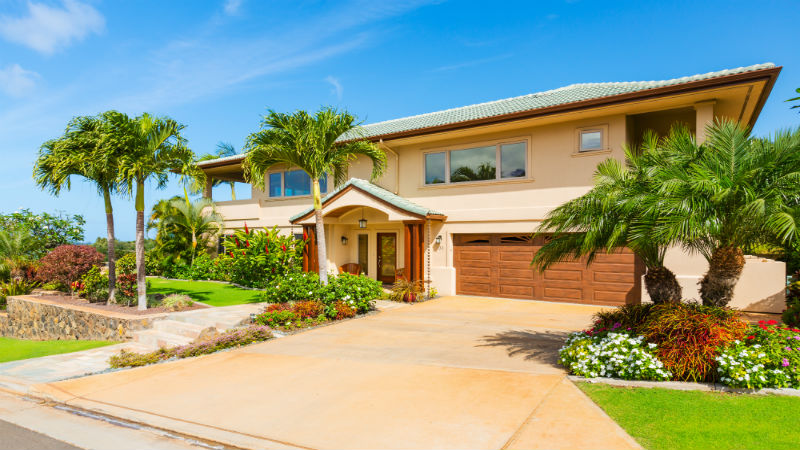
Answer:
[[358, 207, 367, 229], [435, 235, 442, 245], [341, 236, 348, 246]]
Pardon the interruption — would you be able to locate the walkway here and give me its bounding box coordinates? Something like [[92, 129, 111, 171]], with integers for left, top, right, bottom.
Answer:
[[0, 303, 263, 389], [30, 296, 640, 450]]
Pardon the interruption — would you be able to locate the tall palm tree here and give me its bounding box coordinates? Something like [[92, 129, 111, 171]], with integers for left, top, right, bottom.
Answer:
[[0, 228, 35, 281], [115, 113, 203, 310], [244, 107, 386, 284], [654, 120, 800, 306], [197, 142, 239, 200], [161, 197, 223, 267], [531, 130, 688, 304], [33, 112, 125, 304]]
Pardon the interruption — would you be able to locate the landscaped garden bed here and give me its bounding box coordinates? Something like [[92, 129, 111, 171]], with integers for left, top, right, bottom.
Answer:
[[559, 302, 800, 391], [28, 292, 209, 316]]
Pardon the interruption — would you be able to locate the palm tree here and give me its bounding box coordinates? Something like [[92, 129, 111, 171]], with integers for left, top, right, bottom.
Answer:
[[531, 130, 686, 304], [161, 197, 223, 267], [197, 142, 239, 200], [654, 120, 800, 306], [244, 107, 386, 284], [33, 112, 124, 304], [0, 228, 35, 281], [115, 113, 203, 310]]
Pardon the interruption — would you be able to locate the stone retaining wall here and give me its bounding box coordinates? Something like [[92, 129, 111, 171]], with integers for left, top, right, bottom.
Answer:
[[0, 296, 162, 341]]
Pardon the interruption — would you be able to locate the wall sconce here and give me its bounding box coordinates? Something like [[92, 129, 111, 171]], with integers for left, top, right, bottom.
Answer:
[[341, 236, 348, 246], [434, 235, 442, 245]]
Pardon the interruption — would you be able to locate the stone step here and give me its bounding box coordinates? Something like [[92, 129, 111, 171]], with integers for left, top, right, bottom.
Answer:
[[134, 329, 194, 349], [152, 320, 207, 339]]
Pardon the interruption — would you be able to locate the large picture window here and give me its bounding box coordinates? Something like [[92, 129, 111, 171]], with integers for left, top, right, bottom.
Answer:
[[424, 141, 527, 185], [268, 170, 328, 197]]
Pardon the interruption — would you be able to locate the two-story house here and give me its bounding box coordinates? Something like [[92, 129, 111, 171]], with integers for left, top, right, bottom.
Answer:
[[197, 63, 785, 311]]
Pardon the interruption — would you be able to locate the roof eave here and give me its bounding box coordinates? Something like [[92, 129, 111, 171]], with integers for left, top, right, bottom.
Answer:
[[346, 65, 782, 144]]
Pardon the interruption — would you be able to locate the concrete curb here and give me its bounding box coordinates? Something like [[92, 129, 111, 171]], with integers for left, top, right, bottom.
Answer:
[[569, 375, 800, 397]]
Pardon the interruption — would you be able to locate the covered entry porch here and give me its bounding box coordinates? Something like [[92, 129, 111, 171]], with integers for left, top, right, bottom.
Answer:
[[290, 179, 445, 284]]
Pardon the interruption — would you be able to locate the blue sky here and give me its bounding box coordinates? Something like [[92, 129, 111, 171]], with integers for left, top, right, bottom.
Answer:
[[1, 0, 798, 241]]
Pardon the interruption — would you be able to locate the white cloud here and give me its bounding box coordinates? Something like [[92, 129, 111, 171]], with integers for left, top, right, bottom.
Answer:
[[0, 0, 105, 55], [223, 0, 242, 15], [0, 64, 39, 97], [325, 76, 343, 100]]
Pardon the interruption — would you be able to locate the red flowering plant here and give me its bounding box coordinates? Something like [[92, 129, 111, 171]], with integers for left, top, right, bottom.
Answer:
[[219, 226, 305, 288], [717, 320, 800, 389], [36, 245, 104, 292]]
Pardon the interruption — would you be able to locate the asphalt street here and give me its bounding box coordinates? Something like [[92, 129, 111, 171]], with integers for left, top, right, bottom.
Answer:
[[0, 419, 82, 450]]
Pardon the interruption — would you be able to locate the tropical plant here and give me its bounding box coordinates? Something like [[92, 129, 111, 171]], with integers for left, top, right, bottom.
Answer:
[[0, 228, 36, 281], [155, 197, 223, 268], [0, 279, 40, 309], [244, 107, 386, 284], [79, 266, 109, 302], [221, 227, 304, 288], [788, 87, 800, 111], [114, 112, 204, 310], [33, 113, 130, 303], [196, 142, 239, 199], [36, 245, 104, 291], [0, 209, 84, 259], [653, 121, 800, 306], [389, 278, 424, 303], [531, 130, 687, 304]]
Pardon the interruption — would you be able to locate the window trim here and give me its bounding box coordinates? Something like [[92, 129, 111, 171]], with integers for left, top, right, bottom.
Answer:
[[266, 169, 329, 199], [421, 137, 531, 186], [575, 124, 609, 154]]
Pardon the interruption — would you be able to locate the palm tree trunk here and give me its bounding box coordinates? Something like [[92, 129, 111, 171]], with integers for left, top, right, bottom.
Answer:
[[700, 245, 745, 307], [103, 186, 117, 305], [229, 181, 236, 201], [643, 265, 682, 304], [313, 179, 328, 285], [135, 180, 147, 310]]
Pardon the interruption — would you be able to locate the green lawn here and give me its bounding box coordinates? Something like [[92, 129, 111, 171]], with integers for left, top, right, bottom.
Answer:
[[579, 383, 800, 450], [147, 277, 263, 307], [0, 337, 114, 363]]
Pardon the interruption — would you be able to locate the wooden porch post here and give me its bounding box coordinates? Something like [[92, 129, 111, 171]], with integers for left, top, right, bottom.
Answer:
[[302, 224, 318, 273], [403, 222, 425, 282]]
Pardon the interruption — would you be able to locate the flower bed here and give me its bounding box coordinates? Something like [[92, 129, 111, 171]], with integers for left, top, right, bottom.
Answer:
[[108, 326, 273, 368], [560, 302, 800, 390], [254, 299, 359, 331]]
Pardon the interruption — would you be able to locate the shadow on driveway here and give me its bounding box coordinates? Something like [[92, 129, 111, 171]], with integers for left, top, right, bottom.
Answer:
[[478, 330, 569, 368]]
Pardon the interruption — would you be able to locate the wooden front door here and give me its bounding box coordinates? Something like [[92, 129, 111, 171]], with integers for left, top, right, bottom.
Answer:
[[376, 233, 397, 284]]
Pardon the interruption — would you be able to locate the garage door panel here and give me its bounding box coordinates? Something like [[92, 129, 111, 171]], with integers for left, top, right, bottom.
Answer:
[[454, 233, 642, 305]]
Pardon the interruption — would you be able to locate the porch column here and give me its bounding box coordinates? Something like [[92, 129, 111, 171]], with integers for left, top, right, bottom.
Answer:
[[403, 222, 425, 283], [694, 100, 716, 144], [302, 224, 318, 273]]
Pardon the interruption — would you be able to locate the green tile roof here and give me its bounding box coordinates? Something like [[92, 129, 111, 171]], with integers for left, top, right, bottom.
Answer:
[[290, 178, 443, 223], [340, 62, 775, 141]]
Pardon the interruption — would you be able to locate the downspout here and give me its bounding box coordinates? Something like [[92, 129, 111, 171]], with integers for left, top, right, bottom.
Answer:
[[378, 139, 399, 194], [426, 219, 431, 296]]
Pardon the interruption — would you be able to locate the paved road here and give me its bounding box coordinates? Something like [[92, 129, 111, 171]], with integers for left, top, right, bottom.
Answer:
[[0, 419, 82, 450]]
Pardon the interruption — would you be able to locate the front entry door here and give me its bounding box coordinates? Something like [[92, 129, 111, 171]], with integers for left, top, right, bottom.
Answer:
[[376, 233, 397, 284]]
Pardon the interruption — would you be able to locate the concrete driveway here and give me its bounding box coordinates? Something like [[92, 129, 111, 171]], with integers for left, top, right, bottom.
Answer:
[[34, 296, 641, 450]]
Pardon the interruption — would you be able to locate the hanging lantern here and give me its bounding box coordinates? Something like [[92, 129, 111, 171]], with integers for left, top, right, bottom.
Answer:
[[358, 207, 367, 229]]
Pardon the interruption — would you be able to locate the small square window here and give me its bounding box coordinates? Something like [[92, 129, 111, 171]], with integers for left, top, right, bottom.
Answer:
[[425, 152, 446, 184], [580, 130, 604, 152]]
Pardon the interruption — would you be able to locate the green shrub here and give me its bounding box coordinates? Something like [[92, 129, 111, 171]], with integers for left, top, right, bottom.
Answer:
[[783, 303, 800, 328], [221, 227, 304, 288], [0, 279, 40, 309], [558, 331, 672, 381], [642, 303, 747, 381], [80, 266, 109, 302], [320, 273, 381, 312], [259, 272, 322, 303], [160, 294, 193, 311], [592, 304, 655, 334], [109, 326, 273, 368], [717, 320, 800, 389], [254, 302, 327, 330], [116, 253, 137, 276]]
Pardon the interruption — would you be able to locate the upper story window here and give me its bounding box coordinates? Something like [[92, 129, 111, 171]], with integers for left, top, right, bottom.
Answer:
[[267, 170, 328, 198], [576, 125, 608, 153], [424, 141, 527, 185]]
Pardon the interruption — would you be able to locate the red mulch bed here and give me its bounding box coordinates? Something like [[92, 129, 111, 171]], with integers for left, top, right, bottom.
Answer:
[[28, 293, 209, 316]]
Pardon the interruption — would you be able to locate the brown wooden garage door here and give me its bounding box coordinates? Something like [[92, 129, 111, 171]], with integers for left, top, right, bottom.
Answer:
[[453, 234, 644, 306]]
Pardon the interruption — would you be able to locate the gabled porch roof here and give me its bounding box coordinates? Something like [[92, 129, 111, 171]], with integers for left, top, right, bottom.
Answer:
[[289, 178, 445, 224]]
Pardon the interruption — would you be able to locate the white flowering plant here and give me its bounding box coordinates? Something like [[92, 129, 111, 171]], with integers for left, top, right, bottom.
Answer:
[[558, 330, 672, 381], [716, 321, 800, 389]]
